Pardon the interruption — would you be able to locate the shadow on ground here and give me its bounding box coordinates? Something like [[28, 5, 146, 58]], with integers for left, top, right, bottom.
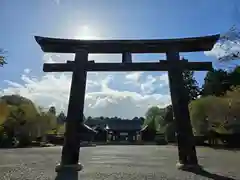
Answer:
[[210, 146, 240, 152], [184, 168, 236, 180]]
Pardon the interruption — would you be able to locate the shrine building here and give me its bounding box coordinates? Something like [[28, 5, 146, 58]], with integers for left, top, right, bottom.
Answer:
[[85, 118, 154, 142]]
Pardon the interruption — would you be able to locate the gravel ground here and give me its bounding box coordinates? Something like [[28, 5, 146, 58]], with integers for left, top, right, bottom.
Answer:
[[0, 145, 239, 180]]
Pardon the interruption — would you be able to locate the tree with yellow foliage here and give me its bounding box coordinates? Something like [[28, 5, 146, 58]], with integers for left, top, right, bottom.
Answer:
[[0, 100, 9, 126], [189, 85, 240, 135]]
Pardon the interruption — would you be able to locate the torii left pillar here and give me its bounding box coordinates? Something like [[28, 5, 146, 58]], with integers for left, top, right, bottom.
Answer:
[[55, 50, 88, 180]]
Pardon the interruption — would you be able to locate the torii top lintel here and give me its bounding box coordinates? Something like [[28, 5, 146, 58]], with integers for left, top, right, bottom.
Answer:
[[35, 34, 220, 54]]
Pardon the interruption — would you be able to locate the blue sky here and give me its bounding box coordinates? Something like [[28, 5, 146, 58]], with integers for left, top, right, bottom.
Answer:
[[0, 0, 239, 117]]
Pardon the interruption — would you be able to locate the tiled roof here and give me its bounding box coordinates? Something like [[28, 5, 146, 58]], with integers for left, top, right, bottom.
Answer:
[[106, 120, 142, 131], [85, 119, 107, 127], [85, 118, 144, 131]]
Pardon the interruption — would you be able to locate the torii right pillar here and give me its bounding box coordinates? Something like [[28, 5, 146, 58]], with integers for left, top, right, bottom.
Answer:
[[167, 50, 199, 170]]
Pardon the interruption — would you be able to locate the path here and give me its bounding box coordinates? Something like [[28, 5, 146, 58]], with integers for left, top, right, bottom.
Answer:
[[0, 145, 239, 179]]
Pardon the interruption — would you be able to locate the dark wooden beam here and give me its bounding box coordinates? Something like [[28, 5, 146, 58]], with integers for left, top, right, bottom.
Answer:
[[35, 34, 220, 54], [67, 60, 95, 64], [122, 52, 132, 63], [60, 50, 88, 166], [43, 61, 213, 72]]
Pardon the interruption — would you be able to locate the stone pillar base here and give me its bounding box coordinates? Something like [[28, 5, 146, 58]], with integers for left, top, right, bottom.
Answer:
[[55, 163, 83, 172], [176, 162, 202, 171], [55, 163, 83, 180]]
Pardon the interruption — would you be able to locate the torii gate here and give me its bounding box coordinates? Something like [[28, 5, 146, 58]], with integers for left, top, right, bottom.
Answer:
[[35, 34, 219, 179]]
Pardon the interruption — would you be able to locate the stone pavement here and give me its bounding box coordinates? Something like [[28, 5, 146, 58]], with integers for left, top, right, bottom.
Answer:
[[0, 145, 239, 180]]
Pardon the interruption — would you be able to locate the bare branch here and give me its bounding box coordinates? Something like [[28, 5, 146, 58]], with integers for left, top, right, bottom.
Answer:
[[216, 25, 240, 62]]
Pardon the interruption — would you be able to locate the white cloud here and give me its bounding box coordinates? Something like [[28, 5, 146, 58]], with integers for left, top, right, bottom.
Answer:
[[204, 26, 240, 61], [124, 72, 143, 87], [140, 75, 156, 94], [204, 41, 240, 61], [158, 73, 168, 84], [23, 68, 31, 74], [0, 55, 171, 119], [125, 72, 142, 82]]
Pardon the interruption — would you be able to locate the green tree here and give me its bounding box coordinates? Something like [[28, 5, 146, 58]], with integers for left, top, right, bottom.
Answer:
[[0, 49, 7, 67], [48, 106, 56, 116], [144, 106, 165, 131], [201, 69, 230, 96], [34, 110, 56, 137], [182, 70, 200, 102], [57, 111, 66, 124], [161, 105, 176, 141], [145, 105, 176, 141], [3, 107, 25, 138], [162, 105, 173, 125], [164, 122, 176, 142], [189, 85, 240, 135], [0, 100, 9, 126], [86, 116, 92, 122], [228, 66, 240, 86], [189, 98, 211, 136]]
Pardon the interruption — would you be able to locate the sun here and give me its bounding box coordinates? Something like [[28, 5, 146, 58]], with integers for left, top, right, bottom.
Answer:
[[82, 25, 89, 31], [74, 25, 101, 40]]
